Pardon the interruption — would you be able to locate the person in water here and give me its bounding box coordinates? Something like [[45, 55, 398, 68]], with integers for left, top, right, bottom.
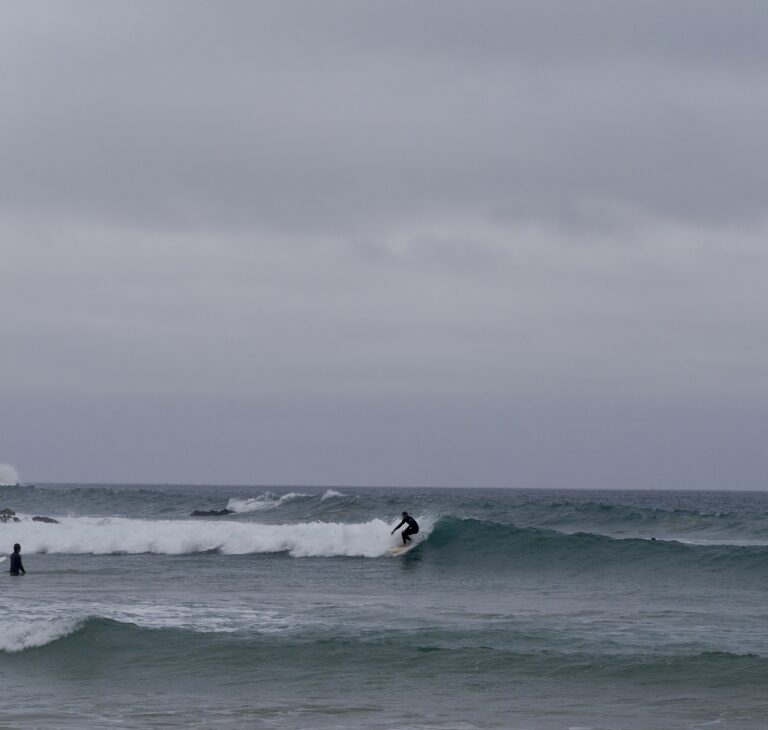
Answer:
[[391, 512, 419, 545], [9, 543, 25, 576]]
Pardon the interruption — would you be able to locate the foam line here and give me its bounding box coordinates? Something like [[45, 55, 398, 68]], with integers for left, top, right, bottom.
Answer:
[[2, 516, 433, 558]]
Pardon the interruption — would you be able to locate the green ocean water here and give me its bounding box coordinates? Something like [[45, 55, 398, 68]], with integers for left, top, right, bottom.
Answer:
[[2, 484, 768, 729]]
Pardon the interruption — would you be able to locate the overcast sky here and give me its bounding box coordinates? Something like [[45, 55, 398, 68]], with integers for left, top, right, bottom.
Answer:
[[2, 1, 767, 488]]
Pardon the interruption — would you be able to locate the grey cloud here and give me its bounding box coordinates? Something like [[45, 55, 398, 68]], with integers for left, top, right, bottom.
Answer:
[[2, 2, 768, 487], [2, 1, 768, 234]]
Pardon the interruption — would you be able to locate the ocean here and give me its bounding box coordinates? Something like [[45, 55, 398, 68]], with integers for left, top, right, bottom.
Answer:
[[2, 484, 768, 729]]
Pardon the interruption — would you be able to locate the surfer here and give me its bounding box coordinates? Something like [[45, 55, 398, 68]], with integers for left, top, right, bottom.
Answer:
[[391, 512, 419, 545], [9, 543, 25, 576]]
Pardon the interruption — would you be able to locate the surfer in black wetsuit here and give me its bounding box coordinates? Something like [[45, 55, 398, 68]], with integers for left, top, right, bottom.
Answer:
[[9, 543, 25, 576], [391, 512, 419, 545]]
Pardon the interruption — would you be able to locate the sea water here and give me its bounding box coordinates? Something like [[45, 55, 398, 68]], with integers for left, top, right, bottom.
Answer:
[[2, 484, 768, 729]]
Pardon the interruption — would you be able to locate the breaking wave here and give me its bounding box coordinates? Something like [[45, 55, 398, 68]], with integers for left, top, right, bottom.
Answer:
[[4, 511, 767, 575], [1, 515, 434, 558], [226, 492, 311, 513], [0, 618, 83, 653]]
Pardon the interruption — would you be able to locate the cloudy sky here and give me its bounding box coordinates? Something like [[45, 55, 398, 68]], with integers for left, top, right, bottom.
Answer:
[[2, 1, 767, 488]]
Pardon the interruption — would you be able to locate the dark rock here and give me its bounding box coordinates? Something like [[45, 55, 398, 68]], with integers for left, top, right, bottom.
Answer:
[[191, 508, 234, 517], [32, 516, 59, 524], [0, 508, 19, 523]]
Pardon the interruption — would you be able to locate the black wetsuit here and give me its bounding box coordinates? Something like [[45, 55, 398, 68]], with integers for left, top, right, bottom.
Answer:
[[9, 552, 25, 576], [395, 515, 419, 542]]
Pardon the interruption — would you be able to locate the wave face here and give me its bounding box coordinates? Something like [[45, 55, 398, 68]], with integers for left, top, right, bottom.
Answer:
[[418, 516, 768, 576]]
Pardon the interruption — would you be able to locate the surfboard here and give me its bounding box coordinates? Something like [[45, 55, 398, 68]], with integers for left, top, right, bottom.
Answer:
[[388, 541, 418, 556]]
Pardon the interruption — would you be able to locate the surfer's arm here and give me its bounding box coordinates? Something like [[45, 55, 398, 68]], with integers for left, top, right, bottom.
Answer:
[[391, 519, 405, 535]]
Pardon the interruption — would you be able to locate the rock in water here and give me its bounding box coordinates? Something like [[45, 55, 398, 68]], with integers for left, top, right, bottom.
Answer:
[[0, 508, 20, 523]]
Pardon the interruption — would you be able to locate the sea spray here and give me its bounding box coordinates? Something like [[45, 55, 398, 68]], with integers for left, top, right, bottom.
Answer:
[[0, 463, 20, 486]]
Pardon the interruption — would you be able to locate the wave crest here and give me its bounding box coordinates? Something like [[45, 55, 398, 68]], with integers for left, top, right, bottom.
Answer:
[[4, 515, 433, 558], [0, 618, 83, 653], [226, 492, 310, 513]]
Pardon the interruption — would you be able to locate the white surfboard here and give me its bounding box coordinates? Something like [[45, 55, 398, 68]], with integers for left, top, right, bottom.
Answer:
[[388, 541, 419, 556]]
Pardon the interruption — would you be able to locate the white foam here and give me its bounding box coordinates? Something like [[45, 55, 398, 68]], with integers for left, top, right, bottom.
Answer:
[[675, 537, 768, 547], [226, 491, 309, 513], [106, 602, 296, 634], [2, 515, 434, 558], [321, 489, 345, 501], [0, 618, 82, 653]]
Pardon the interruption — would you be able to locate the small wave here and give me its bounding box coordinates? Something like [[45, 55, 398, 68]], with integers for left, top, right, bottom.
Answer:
[[320, 489, 345, 501], [226, 492, 310, 513], [2, 515, 433, 558], [0, 618, 83, 653], [509, 498, 768, 543], [9, 617, 768, 687]]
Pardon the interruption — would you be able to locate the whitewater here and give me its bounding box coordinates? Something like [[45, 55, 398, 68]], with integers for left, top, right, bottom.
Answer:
[[5, 514, 435, 557], [3, 483, 768, 729]]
